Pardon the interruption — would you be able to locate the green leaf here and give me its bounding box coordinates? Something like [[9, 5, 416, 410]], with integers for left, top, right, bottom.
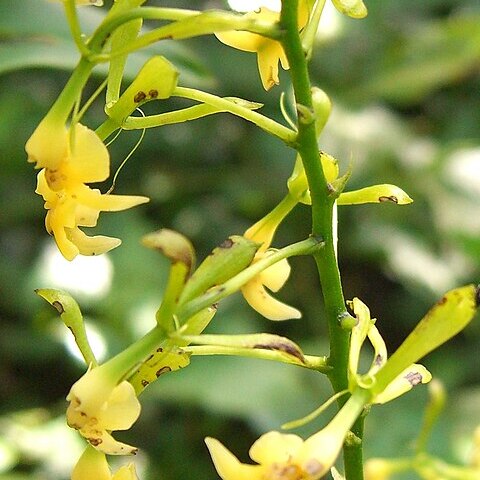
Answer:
[[0, 0, 212, 87]]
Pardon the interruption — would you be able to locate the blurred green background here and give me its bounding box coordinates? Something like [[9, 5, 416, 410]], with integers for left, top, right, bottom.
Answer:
[[1, 0, 479, 479]]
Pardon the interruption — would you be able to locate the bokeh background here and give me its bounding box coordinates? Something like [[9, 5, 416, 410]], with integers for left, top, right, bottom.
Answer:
[[1, 0, 479, 478]]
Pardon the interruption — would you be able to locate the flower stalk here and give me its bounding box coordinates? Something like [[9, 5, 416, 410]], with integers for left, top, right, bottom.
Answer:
[[280, 1, 363, 477]]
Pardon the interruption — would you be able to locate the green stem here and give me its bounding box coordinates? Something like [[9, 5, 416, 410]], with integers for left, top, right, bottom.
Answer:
[[97, 88, 296, 144], [183, 345, 329, 372], [89, 9, 280, 62], [89, 6, 201, 53], [280, 1, 361, 478], [47, 57, 94, 123], [104, 325, 168, 379], [155, 262, 189, 330], [174, 87, 297, 145], [64, 0, 90, 56]]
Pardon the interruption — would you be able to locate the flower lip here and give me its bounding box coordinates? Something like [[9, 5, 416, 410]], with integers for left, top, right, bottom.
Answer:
[[66, 366, 141, 455]]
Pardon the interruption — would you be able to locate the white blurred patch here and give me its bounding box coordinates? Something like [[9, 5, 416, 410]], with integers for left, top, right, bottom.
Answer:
[[385, 232, 470, 294], [317, 1, 342, 40], [0, 437, 17, 473], [62, 319, 108, 364], [37, 243, 113, 299], [444, 147, 480, 196], [129, 300, 158, 337], [1, 410, 84, 478]]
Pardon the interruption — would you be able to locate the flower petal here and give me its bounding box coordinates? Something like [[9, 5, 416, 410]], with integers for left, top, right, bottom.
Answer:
[[367, 324, 388, 375], [258, 257, 291, 292], [100, 381, 141, 431], [66, 124, 110, 184], [215, 30, 264, 53], [373, 364, 432, 405], [71, 446, 111, 480], [205, 437, 261, 480], [257, 41, 284, 90], [337, 184, 413, 205], [241, 277, 301, 321], [74, 184, 149, 212], [66, 228, 122, 257], [35, 169, 57, 203], [112, 464, 138, 480], [75, 204, 100, 227], [331, 0, 368, 19], [26, 118, 69, 169], [348, 297, 373, 379], [249, 431, 303, 465], [81, 428, 138, 456]]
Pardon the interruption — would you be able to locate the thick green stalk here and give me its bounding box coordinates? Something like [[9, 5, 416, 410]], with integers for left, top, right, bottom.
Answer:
[[279, 2, 364, 478]]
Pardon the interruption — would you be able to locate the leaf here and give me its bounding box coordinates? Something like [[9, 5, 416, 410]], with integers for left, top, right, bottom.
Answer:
[[0, 0, 212, 87]]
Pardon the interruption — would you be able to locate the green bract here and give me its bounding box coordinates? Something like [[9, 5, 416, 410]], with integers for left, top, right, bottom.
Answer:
[[373, 284, 479, 396], [105, 56, 179, 125]]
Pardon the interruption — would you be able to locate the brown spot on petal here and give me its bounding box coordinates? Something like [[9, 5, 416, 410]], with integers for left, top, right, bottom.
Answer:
[[148, 89, 158, 99], [379, 196, 398, 203], [156, 347, 163, 353], [405, 371, 423, 386], [88, 438, 103, 447], [134, 91, 146, 103], [374, 354, 384, 366], [437, 295, 448, 305], [267, 463, 303, 479], [303, 459, 324, 476], [156, 366, 172, 377], [52, 300, 65, 314], [141, 380, 149, 387]]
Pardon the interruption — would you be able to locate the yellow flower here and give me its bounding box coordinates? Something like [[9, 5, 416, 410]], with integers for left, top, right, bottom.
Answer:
[[240, 218, 301, 321], [206, 431, 320, 480], [206, 390, 365, 480], [216, 3, 309, 90], [27, 122, 149, 260], [72, 446, 138, 480], [66, 365, 141, 455], [347, 297, 432, 404], [241, 249, 301, 320]]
